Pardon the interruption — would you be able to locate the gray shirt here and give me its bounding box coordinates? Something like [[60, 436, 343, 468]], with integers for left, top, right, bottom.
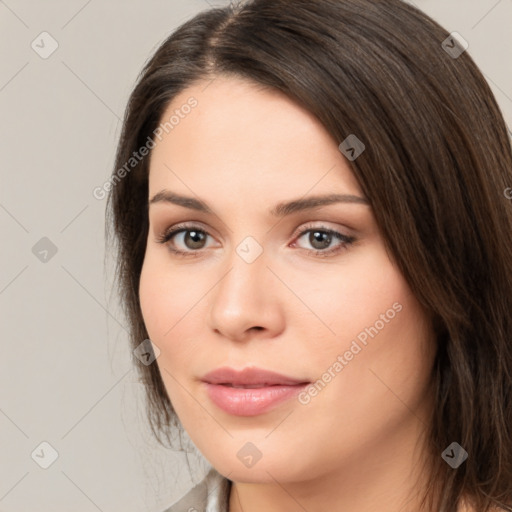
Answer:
[[162, 468, 232, 512]]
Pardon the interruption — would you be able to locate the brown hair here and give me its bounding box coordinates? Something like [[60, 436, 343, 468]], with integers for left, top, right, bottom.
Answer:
[[106, 0, 512, 510]]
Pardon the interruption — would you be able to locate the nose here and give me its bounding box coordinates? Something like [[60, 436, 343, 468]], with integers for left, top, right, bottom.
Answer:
[[206, 243, 285, 343]]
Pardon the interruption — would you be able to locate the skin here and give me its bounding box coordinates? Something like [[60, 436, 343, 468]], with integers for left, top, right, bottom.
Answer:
[[139, 75, 441, 512]]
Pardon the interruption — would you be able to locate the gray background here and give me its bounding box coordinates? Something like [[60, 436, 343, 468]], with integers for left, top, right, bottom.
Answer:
[[1, 1, 511, 511]]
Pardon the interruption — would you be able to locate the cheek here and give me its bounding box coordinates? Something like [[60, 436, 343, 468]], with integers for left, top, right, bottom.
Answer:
[[139, 257, 203, 416], [286, 243, 413, 356], [139, 259, 167, 339], [312, 272, 435, 427], [138, 252, 207, 374], [298, 246, 435, 410], [140, 252, 197, 338]]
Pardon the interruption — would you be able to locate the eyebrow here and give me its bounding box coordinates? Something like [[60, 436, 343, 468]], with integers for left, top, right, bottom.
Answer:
[[149, 190, 369, 217]]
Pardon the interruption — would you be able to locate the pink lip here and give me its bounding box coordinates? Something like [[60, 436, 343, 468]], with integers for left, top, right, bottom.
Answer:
[[202, 366, 308, 386], [201, 367, 310, 416]]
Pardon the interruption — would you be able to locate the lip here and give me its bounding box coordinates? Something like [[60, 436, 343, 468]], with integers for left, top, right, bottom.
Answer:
[[201, 367, 310, 416], [202, 366, 308, 387]]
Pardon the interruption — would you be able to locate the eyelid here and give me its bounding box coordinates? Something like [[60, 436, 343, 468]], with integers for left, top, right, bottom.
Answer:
[[290, 220, 354, 240]]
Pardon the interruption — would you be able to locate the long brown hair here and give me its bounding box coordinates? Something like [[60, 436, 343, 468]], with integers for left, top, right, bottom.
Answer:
[[106, 1, 512, 510]]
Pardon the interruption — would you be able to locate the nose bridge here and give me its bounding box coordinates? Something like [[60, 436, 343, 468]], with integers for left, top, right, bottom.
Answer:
[[207, 233, 280, 338], [216, 235, 268, 308]]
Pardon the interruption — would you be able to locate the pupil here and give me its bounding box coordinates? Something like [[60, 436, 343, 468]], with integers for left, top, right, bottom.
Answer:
[[311, 231, 331, 249], [186, 230, 205, 249]]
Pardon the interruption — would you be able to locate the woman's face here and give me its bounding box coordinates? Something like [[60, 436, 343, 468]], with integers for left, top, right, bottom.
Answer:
[[139, 75, 437, 484]]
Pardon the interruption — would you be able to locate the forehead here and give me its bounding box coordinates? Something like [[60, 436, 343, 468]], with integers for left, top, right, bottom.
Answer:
[[148, 75, 363, 202]]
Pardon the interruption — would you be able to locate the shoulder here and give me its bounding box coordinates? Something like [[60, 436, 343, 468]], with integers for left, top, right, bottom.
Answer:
[[160, 467, 232, 512]]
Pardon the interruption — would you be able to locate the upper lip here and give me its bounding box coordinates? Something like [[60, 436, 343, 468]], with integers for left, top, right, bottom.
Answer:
[[201, 367, 310, 387]]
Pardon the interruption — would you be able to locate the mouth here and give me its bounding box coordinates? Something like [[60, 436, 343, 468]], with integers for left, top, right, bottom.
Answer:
[[201, 366, 310, 416]]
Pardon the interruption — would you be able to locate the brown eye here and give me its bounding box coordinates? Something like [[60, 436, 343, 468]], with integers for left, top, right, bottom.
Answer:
[[181, 230, 208, 250], [293, 225, 356, 257], [308, 230, 333, 250], [156, 225, 214, 255]]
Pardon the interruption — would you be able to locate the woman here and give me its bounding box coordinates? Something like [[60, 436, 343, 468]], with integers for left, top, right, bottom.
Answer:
[[106, 0, 512, 511]]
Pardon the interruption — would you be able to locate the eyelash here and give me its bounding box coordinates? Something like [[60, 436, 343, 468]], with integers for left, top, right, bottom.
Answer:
[[155, 222, 356, 259]]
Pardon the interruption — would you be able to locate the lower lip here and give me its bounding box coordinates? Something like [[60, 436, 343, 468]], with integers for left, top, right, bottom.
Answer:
[[203, 382, 309, 416]]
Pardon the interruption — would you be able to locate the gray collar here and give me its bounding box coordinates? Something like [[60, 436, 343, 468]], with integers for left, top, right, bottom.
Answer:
[[163, 467, 231, 512]]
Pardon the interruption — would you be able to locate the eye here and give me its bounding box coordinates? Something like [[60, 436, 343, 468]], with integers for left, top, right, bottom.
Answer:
[[156, 222, 356, 258], [292, 224, 356, 257], [155, 223, 215, 257]]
